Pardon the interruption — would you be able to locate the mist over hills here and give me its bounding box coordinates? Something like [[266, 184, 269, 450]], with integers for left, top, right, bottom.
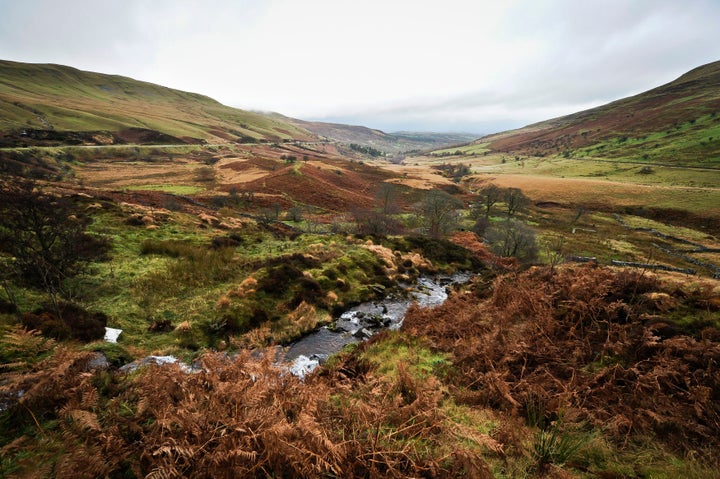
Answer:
[[2, 58, 719, 166]]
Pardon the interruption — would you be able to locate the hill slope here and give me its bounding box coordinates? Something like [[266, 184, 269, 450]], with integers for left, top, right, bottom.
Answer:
[[0, 60, 314, 145], [477, 60, 720, 166]]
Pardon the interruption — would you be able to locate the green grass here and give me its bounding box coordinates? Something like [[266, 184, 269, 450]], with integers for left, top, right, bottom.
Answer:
[[431, 142, 490, 156], [76, 207, 242, 349], [361, 332, 450, 380], [615, 214, 717, 242], [441, 153, 720, 215], [471, 153, 720, 189], [56, 205, 406, 356], [529, 203, 720, 275], [574, 114, 720, 168]]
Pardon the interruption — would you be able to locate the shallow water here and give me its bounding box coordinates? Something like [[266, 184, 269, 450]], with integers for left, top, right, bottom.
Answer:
[[284, 273, 471, 377]]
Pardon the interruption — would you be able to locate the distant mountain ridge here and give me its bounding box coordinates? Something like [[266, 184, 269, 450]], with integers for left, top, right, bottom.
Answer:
[[0, 60, 314, 146], [474, 60, 720, 167], [276, 114, 478, 154]]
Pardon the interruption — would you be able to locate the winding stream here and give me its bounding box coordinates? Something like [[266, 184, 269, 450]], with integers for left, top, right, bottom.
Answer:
[[110, 273, 473, 377], [285, 273, 472, 377]]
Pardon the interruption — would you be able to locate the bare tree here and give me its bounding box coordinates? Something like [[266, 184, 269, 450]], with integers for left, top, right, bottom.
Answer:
[[474, 184, 503, 219], [258, 208, 276, 227], [504, 187, 530, 217], [415, 190, 463, 238], [484, 219, 538, 264], [376, 182, 400, 215], [195, 166, 216, 182], [352, 207, 404, 236], [286, 206, 303, 223], [0, 178, 111, 308]]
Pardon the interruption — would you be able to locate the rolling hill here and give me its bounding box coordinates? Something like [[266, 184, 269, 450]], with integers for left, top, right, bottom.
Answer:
[[474, 60, 720, 167], [0, 60, 314, 146]]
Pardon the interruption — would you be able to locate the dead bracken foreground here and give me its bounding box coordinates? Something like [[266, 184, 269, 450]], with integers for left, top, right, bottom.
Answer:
[[402, 265, 720, 459], [1, 264, 719, 478]]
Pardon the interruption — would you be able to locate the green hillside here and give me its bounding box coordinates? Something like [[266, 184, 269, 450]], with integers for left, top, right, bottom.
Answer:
[[472, 60, 720, 167], [0, 60, 314, 145]]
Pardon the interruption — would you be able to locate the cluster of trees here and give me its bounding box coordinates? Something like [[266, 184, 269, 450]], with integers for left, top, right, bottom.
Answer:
[[194, 165, 216, 182], [469, 184, 537, 264], [347, 181, 538, 264], [415, 190, 463, 238], [471, 184, 530, 219], [348, 143, 384, 157], [433, 162, 471, 182], [349, 184, 460, 238], [430, 149, 465, 158], [257, 203, 305, 226]]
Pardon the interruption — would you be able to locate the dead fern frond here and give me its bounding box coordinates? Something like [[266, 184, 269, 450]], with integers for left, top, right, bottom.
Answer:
[[402, 264, 720, 454], [67, 409, 101, 432], [79, 383, 99, 410], [452, 422, 504, 454], [0, 326, 55, 370], [144, 466, 179, 479], [54, 443, 114, 479]]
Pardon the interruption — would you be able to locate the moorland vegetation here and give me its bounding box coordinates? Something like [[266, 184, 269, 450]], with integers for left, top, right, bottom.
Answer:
[[0, 59, 719, 477]]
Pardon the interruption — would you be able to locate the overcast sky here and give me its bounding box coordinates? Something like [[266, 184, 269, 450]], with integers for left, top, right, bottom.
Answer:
[[1, 0, 718, 134]]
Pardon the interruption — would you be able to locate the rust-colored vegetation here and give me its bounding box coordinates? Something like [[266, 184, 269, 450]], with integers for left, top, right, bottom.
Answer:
[[0, 341, 494, 478], [403, 265, 720, 459], [3, 265, 718, 477], [2, 59, 720, 478]]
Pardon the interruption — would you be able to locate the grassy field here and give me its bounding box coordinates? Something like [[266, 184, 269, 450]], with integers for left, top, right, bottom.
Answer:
[[430, 142, 490, 156], [125, 184, 206, 195], [410, 150, 720, 215]]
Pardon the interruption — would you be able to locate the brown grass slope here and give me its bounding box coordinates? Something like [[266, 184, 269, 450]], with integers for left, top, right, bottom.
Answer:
[[240, 158, 396, 212], [478, 60, 720, 164], [0, 59, 314, 145]]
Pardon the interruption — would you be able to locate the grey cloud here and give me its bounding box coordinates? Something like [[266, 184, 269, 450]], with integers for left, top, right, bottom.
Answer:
[[1, 0, 718, 133]]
